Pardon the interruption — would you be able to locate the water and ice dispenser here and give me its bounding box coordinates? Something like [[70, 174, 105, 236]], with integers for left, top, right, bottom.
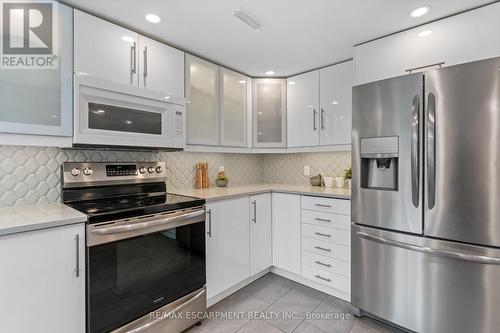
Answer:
[[360, 136, 399, 191]]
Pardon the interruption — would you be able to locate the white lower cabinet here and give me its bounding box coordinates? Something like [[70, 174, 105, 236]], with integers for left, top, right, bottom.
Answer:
[[0, 224, 85, 333], [206, 197, 250, 299], [272, 193, 301, 275], [250, 193, 272, 275]]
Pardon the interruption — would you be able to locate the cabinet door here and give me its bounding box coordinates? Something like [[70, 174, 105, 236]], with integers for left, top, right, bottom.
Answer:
[[272, 193, 301, 275], [206, 198, 250, 299], [185, 54, 219, 145], [74, 10, 138, 86], [0, 224, 85, 333], [353, 3, 500, 85], [138, 35, 184, 96], [319, 61, 352, 145], [220, 68, 247, 147], [287, 71, 320, 147], [0, 4, 72, 137], [250, 193, 272, 275], [253, 79, 287, 147]]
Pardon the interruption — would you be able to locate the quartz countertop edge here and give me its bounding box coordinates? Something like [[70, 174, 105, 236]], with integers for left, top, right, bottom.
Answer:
[[171, 184, 351, 202], [0, 203, 87, 236]]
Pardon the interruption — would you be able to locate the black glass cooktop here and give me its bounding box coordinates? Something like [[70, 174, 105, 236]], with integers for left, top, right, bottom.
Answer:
[[67, 193, 205, 224]]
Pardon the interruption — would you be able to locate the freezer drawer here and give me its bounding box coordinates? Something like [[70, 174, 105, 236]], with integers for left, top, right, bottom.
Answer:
[[352, 224, 500, 333]]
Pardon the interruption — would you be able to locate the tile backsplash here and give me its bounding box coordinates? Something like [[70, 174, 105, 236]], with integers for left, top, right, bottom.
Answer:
[[0, 145, 351, 207]]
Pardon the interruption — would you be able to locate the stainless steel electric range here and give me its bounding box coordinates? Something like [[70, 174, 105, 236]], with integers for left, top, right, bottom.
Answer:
[[62, 162, 206, 333]]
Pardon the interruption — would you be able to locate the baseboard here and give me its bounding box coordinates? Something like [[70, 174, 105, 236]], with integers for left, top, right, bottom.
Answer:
[[207, 268, 271, 307], [271, 266, 351, 302]]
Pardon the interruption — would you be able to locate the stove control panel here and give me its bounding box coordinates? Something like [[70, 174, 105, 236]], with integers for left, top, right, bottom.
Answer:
[[62, 162, 167, 188]]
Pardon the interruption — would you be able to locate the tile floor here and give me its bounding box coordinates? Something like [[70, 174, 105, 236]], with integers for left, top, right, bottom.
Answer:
[[185, 273, 405, 333]]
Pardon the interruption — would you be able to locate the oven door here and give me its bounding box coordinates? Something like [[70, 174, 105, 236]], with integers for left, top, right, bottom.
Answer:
[[74, 74, 185, 149], [87, 207, 206, 333]]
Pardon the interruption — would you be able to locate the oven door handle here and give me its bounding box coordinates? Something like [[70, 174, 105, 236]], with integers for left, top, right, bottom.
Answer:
[[123, 288, 206, 333], [91, 209, 205, 235]]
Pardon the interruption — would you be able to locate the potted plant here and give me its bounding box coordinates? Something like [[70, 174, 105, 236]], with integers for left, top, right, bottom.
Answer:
[[215, 175, 228, 187], [344, 167, 352, 188]]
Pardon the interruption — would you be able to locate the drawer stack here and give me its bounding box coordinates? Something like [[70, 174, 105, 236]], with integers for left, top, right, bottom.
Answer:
[[300, 196, 351, 296]]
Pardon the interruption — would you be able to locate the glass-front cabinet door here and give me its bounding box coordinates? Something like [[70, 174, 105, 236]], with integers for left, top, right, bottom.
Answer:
[[252, 79, 287, 147], [0, 3, 72, 137], [185, 55, 219, 145], [220, 68, 247, 147]]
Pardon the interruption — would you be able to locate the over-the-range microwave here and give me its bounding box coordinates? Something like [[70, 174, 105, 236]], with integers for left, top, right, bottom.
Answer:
[[73, 74, 185, 150]]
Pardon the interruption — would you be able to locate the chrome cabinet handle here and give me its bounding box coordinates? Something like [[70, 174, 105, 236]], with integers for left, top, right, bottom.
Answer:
[[314, 260, 331, 268], [130, 42, 137, 83], [315, 203, 331, 208], [315, 245, 332, 252], [320, 107, 325, 130], [411, 95, 420, 208], [315, 232, 332, 238], [313, 109, 318, 130], [427, 92, 436, 209], [143, 46, 148, 85], [314, 218, 331, 223], [357, 231, 500, 265], [251, 200, 257, 223], [207, 209, 212, 237], [75, 234, 80, 278], [315, 274, 332, 282]]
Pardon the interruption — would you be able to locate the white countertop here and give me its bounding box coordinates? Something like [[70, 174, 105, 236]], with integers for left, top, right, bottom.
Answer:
[[171, 183, 351, 202], [0, 203, 87, 236]]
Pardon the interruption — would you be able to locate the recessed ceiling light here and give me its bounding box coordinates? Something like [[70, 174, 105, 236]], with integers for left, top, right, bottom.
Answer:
[[265, 70, 275, 76], [238, 80, 246, 84], [121, 36, 135, 43], [145, 14, 161, 23], [418, 30, 433, 37], [332, 101, 339, 105], [288, 81, 296, 85], [410, 6, 431, 18]]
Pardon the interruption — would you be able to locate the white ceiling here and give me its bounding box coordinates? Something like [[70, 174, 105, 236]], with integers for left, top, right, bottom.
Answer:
[[63, 0, 494, 77]]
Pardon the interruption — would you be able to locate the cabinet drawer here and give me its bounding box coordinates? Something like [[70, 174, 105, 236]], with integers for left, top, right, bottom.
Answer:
[[302, 264, 350, 293], [301, 209, 350, 231], [302, 223, 350, 246], [302, 250, 350, 277], [301, 196, 350, 215], [302, 237, 350, 261]]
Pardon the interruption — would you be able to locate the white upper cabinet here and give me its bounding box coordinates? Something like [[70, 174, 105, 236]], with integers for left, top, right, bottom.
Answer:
[[0, 3, 73, 138], [319, 61, 352, 145], [74, 10, 139, 86], [253, 79, 287, 147], [185, 54, 219, 145], [220, 68, 248, 147], [138, 36, 184, 96], [250, 193, 272, 275], [287, 71, 320, 147], [354, 2, 500, 85]]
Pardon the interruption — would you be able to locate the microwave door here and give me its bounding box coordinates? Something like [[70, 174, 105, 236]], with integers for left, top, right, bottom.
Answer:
[[424, 56, 500, 247]]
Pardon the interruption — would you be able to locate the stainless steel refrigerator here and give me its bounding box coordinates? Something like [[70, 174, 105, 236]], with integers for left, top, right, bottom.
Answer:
[[351, 56, 500, 333]]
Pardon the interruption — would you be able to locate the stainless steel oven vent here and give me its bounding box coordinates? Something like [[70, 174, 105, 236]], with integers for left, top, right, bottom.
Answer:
[[233, 8, 263, 30]]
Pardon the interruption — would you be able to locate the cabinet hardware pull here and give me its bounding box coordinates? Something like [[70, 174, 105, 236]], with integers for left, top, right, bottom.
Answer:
[[314, 218, 331, 223], [315, 246, 332, 252], [207, 209, 212, 237], [314, 260, 331, 268], [315, 232, 332, 238], [130, 42, 137, 83], [315, 274, 332, 282], [313, 109, 318, 130], [315, 203, 331, 208], [143, 46, 148, 85], [75, 234, 80, 278], [252, 200, 257, 223], [320, 107, 325, 130]]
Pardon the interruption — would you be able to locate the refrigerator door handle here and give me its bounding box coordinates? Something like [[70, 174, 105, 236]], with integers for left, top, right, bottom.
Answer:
[[427, 92, 436, 209], [356, 231, 500, 265], [411, 95, 420, 208]]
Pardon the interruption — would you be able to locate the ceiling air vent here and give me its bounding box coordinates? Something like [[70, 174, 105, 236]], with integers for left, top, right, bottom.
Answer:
[[233, 8, 263, 30]]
